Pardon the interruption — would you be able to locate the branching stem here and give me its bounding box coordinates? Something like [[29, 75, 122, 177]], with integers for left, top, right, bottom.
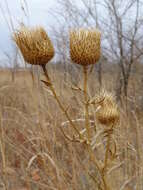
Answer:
[[41, 64, 82, 138]]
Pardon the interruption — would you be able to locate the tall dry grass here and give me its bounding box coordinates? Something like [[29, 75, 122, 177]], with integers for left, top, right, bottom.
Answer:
[[0, 63, 142, 190]]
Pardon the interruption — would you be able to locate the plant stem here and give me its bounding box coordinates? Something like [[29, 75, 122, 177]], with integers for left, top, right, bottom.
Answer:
[[102, 127, 114, 190], [41, 64, 82, 138], [103, 133, 111, 174], [82, 66, 110, 189], [83, 65, 90, 141], [86, 144, 109, 190], [42, 64, 110, 190]]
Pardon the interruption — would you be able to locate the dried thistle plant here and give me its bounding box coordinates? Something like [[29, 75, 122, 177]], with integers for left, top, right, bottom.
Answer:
[[13, 26, 81, 139], [70, 28, 101, 65], [70, 28, 101, 142], [13, 26, 54, 65], [95, 90, 119, 126], [12, 26, 120, 190]]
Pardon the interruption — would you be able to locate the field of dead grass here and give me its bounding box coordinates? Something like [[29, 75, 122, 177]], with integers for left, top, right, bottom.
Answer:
[[0, 63, 143, 190]]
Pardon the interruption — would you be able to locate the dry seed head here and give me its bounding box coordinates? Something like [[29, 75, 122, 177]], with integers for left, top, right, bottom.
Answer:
[[95, 90, 119, 126], [70, 28, 101, 65], [13, 26, 55, 65]]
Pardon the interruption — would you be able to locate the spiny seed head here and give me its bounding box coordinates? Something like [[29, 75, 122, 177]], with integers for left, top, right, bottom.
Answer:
[[70, 28, 101, 66], [95, 90, 119, 126], [13, 26, 55, 65]]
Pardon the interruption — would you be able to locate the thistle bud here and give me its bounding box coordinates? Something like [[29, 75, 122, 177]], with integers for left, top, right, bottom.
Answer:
[[70, 29, 101, 65], [95, 90, 119, 126], [13, 26, 54, 65]]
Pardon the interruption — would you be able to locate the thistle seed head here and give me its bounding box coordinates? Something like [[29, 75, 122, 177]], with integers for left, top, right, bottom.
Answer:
[[95, 90, 119, 126], [13, 26, 55, 65], [70, 28, 101, 66]]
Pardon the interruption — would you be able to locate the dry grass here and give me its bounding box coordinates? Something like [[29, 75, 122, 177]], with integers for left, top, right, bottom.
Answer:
[[0, 64, 143, 190]]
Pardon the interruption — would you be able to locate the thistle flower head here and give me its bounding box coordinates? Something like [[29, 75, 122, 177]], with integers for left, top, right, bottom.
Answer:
[[70, 28, 101, 66], [95, 90, 119, 126], [13, 26, 55, 65]]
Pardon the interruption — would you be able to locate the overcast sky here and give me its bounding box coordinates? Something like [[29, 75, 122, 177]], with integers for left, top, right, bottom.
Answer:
[[0, 0, 59, 63]]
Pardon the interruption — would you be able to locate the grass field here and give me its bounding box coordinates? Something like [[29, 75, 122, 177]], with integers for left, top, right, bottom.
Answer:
[[0, 62, 143, 190]]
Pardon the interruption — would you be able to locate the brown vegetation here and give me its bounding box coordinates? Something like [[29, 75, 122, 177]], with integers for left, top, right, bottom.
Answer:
[[0, 62, 143, 189]]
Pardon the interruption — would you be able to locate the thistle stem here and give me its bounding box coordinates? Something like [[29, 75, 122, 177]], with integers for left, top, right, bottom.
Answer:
[[101, 127, 114, 190], [83, 65, 90, 141], [103, 133, 111, 174], [41, 64, 81, 138], [87, 144, 109, 190]]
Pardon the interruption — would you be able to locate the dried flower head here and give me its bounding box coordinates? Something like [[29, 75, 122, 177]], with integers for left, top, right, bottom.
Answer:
[[13, 26, 55, 65], [95, 90, 119, 126], [70, 28, 101, 65]]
